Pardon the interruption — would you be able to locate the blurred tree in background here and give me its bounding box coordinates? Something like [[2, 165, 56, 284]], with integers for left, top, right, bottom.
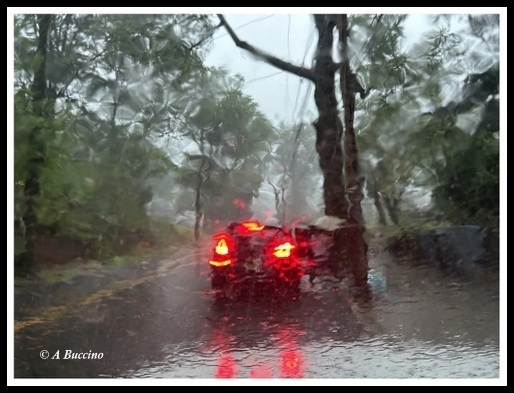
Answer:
[[14, 14, 218, 270], [351, 14, 499, 234]]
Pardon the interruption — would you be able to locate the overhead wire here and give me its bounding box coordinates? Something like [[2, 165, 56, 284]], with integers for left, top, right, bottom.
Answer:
[[245, 71, 285, 85], [223, 14, 392, 147], [212, 14, 276, 41], [293, 21, 316, 122]]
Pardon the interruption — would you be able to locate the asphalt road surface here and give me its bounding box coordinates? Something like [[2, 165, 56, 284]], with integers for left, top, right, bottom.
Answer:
[[13, 242, 501, 382]]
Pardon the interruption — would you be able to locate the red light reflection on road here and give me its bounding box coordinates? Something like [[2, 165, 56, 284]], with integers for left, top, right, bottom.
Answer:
[[211, 324, 305, 378], [276, 326, 304, 378], [216, 354, 237, 378], [280, 349, 304, 378]]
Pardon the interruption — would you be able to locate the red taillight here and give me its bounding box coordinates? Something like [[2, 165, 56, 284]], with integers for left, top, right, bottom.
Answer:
[[264, 235, 301, 271], [241, 221, 264, 232], [273, 241, 295, 258], [209, 259, 232, 267], [215, 238, 229, 255], [265, 235, 297, 260], [209, 233, 234, 267]]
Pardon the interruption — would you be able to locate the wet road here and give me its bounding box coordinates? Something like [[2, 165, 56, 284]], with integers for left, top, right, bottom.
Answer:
[[13, 243, 501, 382]]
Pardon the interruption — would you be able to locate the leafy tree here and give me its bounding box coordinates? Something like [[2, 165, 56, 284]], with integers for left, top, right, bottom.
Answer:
[[431, 65, 499, 227], [352, 14, 499, 233], [172, 69, 276, 239], [262, 122, 322, 225], [13, 13, 219, 269], [218, 14, 372, 284], [13, 12, 500, 279], [14, 14, 57, 272]]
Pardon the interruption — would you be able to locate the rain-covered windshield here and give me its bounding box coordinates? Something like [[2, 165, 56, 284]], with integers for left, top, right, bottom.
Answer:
[[9, 9, 505, 386]]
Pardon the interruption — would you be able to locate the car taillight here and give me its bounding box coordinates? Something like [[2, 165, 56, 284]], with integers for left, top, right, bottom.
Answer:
[[242, 221, 264, 231], [209, 233, 234, 267], [265, 237, 301, 271], [215, 238, 229, 255], [273, 241, 295, 258]]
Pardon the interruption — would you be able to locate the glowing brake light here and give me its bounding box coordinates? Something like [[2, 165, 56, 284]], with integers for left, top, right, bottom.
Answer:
[[273, 242, 295, 258], [215, 238, 229, 255], [241, 221, 264, 232], [210, 233, 234, 267], [209, 259, 231, 267]]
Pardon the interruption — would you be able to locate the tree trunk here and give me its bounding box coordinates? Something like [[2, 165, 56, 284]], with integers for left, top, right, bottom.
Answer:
[[310, 15, 354, 280], [218, 14, 370, 284], [383, 194, 400, 225], [338, 15, 365, 224], [365, 159, 388, 226], [312, 15, 349, 219], [217, 14, 348, 219], [194, 172, 204, 242], [338, 14, 368, 284], [18, 14, 53, 274], [373, 193, 388, 226], [194, 130, 207, 242]]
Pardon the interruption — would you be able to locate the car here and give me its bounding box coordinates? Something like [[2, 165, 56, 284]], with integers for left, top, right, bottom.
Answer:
[[208, 220, 306, 300]]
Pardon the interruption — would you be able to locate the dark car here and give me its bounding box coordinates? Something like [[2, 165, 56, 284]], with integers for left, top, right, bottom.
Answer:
[[208, 220, 307, 299]]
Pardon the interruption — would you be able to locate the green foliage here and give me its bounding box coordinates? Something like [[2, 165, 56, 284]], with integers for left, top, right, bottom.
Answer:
[[349, 14, 500, 230], [13, 13, 217, 263], [14, 12, 278, 260], [172, 69, 276, 228], [13, 12, 500, 266], [432, 124, 499, 226], [14, 87, 72, 216]]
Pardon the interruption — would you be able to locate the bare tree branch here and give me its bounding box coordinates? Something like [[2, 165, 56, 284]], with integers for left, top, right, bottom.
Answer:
[[217, 14, 315, 82], [189, 21, 223, 51]]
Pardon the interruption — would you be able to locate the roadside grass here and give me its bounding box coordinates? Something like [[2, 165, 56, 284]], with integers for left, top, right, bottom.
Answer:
[[13, 222, 197, 286]]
